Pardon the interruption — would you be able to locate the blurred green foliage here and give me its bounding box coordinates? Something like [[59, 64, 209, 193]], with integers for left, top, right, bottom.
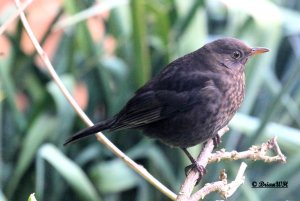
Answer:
[[1, 0, 300, 200]]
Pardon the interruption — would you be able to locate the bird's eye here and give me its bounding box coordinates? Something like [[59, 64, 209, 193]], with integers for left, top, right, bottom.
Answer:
[[232, 51, 241, 59]]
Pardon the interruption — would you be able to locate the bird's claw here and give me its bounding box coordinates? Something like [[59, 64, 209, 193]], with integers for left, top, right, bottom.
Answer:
[[212, 134, 221, 147], [184, 163, 206, 184]]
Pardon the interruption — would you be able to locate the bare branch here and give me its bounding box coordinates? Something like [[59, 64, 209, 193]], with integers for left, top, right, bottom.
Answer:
[[190, 162, 247, 201], [208, 136, 286, 164]]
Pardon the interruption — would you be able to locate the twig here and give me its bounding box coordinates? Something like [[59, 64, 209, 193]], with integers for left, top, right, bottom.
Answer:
[[14, 1, 177, 200], [0, 0, 32, 35], [269, 136, 286, 162], [190, 162, 247, 201], [208, 136, 286, 164]]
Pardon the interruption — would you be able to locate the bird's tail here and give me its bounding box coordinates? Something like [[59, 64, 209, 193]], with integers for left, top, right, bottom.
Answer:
[[64, 118, 116, 146]]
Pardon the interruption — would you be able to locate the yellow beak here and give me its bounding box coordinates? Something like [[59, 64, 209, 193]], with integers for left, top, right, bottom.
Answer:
[[250, 47, 270, 56]]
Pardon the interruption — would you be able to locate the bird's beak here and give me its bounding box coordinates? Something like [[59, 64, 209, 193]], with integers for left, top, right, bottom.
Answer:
[[250, 47, 270, 56]]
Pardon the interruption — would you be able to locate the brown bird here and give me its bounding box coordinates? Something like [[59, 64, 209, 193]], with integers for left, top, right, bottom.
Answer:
[[64, 37, 269, 176]]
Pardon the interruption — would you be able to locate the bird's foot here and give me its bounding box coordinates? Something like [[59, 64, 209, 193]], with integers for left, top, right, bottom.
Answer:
[[184, 163, 206, 184], [182, 148, 207, 184], [212, 134, 221, 147]]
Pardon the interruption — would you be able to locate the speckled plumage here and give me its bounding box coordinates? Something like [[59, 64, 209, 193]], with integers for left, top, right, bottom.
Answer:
[[64, 37, 269, 148]]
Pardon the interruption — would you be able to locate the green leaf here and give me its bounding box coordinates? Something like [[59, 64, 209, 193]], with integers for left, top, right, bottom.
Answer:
[[130, 0, 151, 87], [0, 190, 8, 201], [47, 75, 76, 140], [173, 0, 205, 41], [126, 141, 178, 188], [28, 193, 37, 201], [230, 113, 300, 147], [38, 144, 100, 201], [7, 114, 57, 197], [90, 159, 139, 193], [0, 51, 26, 130]]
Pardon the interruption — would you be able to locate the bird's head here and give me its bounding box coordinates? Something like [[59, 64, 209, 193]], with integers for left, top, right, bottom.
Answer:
[[204, 37, 269, 73]]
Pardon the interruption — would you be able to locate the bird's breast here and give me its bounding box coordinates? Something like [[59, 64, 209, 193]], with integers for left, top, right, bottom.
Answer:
[[217, 73, 245, 127]]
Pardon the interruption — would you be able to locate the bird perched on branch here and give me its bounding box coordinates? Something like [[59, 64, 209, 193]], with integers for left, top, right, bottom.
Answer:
[[64, 37, 269, 177]]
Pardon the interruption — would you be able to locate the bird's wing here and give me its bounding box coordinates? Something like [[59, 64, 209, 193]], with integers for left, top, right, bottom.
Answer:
[[111, 74, 222, 130], [110, 91, 164, 130]]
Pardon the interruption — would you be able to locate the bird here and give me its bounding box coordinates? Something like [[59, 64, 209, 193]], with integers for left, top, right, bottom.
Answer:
[[64, 37, 269, 177]]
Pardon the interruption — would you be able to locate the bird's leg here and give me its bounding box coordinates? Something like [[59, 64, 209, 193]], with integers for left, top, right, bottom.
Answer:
[[212, 134, 221, 147], [182, 148, 206, 182]]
